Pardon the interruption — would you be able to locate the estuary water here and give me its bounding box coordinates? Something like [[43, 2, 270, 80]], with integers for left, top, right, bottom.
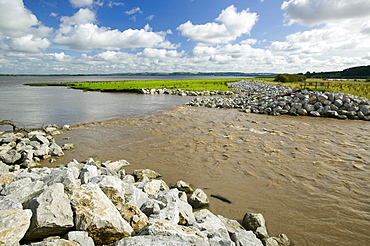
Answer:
[[1, 76, 370, 245], [0, 76, 193, 130]]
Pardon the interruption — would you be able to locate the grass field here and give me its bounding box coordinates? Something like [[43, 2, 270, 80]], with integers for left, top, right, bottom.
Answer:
[[26, 78, 245, 92], [251, 78, 370, 99]]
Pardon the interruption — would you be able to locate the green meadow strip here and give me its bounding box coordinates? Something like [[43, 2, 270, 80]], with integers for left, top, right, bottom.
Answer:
[[25, 78, 245, 92]]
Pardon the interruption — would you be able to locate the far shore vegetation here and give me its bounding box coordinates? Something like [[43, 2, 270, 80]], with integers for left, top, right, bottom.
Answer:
[[25, 78, 244, 92]]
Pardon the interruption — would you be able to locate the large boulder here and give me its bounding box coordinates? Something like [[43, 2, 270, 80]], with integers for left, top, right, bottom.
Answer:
[[0, 149, 22, 164], [69, 183, 134, 245], [0, 198, 32, 245], [138, 219, 208, 245], [134, 169, 162, 181], [262, 234, 291, 246], [27, 237, 80, 246], [218, 215, 263, 246], [42, 167, 81, 190], [123, 180, 150, 208], [188, 188, 209, 209], [0, 177, 45, 204], [49, 142, 64, 157], [242, 213, 269, 239], [24, 183, 74, 241], [142, 179, 169, 195], [0, 161, 10, 174], [193, 209, 234, 245], [111, 235, 203, 246], [174, 180, 194, 193], [79, 165, 99, 184], [103, 159, 130, 172], [66, 231, 95, 246], [152, 189, 196, 226], [88, 175, 126, 205], [116, 203, 149, 234]]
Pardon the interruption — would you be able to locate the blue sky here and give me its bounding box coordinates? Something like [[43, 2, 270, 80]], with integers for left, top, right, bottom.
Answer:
[[0, 0, 370, 74]]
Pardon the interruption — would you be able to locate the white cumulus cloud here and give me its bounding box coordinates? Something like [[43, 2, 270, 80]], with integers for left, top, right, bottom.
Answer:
[[282, 0, 370, 26], [69, 0, 94, 8], [53, 8, 174, 50], [0, 0, 52, 53], [0, 0, 39, 37], [177, 5, 258, 45], [60, 8, 96, 26], [54, 23, 170, 50]]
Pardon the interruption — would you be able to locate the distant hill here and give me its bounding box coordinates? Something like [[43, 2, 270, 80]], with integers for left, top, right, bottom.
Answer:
[[305, 65, 370, 79]]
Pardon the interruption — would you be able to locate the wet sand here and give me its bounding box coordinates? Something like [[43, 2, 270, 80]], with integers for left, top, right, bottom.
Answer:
[[47, 105, 370, 245]]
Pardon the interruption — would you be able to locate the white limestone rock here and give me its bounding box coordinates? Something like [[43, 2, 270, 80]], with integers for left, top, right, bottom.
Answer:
[[69, 183, 134, 245], [66, 231, 95, 246], [1, 177, 45, 204], [188, 188, 209, 209], [193, 209, 234, 246], [218, 215, 263, 246], [0, 198, 32, 246], [138, 219, 208, 245], [24, 183, 74, 241]]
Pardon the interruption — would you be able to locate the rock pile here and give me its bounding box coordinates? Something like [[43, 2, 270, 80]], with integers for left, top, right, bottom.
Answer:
[[187, 80, 370, 121], [141, 88, 234, 97], [0, 157, 291, 246], [0, 125, 74, 169]]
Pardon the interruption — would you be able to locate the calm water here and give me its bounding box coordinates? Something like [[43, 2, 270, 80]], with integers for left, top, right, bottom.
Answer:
[[0, 76, 210, 130]]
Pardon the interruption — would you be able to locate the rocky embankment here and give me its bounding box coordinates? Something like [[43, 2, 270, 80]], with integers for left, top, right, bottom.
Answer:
[[187, 80, 370, 121], [141, 88, 234, 97], [0, 125, 74, 169], [0, 128, 292, 246]]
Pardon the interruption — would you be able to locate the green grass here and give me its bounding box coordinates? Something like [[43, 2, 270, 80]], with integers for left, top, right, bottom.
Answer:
[[26, 78, 245, 92]]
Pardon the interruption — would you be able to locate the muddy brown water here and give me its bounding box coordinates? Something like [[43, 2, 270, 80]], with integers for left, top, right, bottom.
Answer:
[[46, 106, 370, 246]]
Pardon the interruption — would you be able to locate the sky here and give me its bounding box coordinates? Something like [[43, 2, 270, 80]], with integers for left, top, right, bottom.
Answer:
[[0, 0, 370, 74]]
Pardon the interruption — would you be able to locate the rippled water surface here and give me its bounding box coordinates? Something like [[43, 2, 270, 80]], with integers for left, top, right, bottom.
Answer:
[[51, 106, 370, 246]]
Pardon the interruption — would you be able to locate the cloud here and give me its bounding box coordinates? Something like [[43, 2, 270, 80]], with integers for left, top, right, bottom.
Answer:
[[270, 18, 370, 59], [282, 0, 370, 26], [69, 0, 94, 8], [0, 0, 39, 37], [108, 1, 124, 8], [52, 8, 174, 50], [60, 8, 96, 26], [4, 35, 50, 53], [138, 48, 183, 58], [125, 7, 143, 15], [0, 0, 52, 53], [177, 5, 258, 45], [146, 15, 155, 21], [54, 22, 171, 50]]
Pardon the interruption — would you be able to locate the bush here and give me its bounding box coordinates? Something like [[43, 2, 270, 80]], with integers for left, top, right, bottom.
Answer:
[[274, 74, 307, 82]]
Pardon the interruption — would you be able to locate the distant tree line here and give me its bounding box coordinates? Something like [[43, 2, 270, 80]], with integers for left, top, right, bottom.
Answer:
[[274, 74, 307, 82], [305, 65, 370, 79]]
